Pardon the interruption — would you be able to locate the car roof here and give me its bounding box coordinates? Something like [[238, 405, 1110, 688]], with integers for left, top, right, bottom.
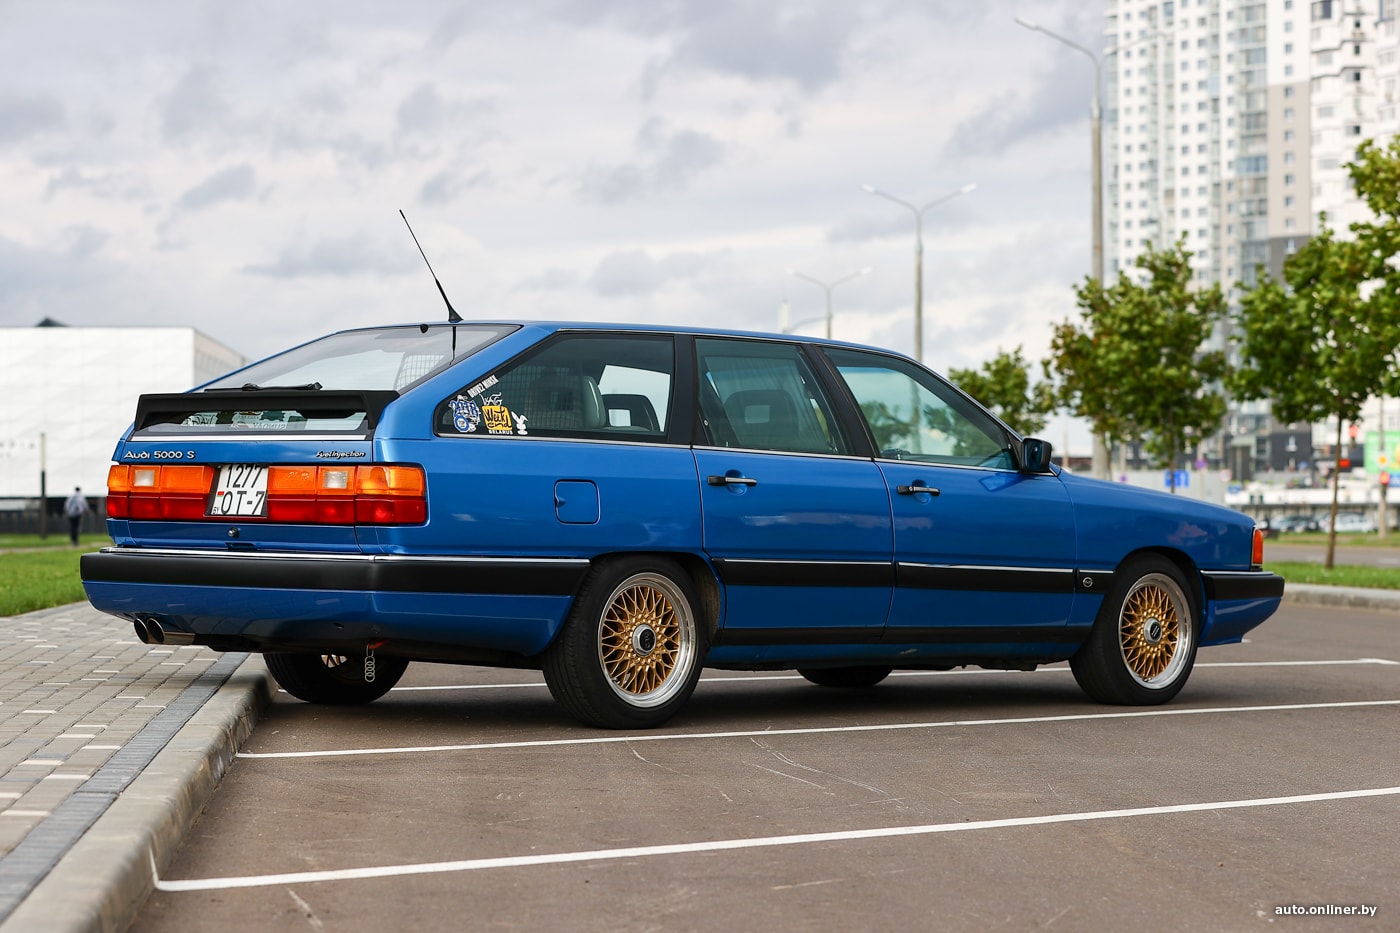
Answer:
[[332, 320, 922, 363]]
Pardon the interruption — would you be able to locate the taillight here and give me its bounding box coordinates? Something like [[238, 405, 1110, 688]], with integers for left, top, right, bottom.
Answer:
[[107, 465, 216, 520], [106, 463, 427, 525], [1252, 527, 1265, 569]]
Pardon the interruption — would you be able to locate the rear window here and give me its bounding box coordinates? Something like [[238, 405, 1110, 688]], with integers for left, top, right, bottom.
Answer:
[[203, 324, 516, 393]]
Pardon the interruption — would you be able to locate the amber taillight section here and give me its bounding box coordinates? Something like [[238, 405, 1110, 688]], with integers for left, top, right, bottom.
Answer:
[[107, 464, 217, 521], [1252, 527, 1265, 569], [106, 463, 426, 525]]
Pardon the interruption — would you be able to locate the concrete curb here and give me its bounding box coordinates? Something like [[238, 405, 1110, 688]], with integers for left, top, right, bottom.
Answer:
[[1, 657, 272, 933], [1282, 583, 1400, 613]]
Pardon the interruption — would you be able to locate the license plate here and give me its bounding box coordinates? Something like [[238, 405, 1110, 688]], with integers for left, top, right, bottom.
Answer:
[[209, 464, 269, 517]]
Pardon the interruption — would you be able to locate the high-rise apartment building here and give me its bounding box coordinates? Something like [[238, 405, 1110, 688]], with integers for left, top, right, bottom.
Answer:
[[1104, 0, 1400, 476]]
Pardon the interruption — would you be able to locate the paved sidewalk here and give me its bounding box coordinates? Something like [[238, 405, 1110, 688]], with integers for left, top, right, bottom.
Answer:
[[0, 603, 269, 932], [0, 584, 1393, 932]]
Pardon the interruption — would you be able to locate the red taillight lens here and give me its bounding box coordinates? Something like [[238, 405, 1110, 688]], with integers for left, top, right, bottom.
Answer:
[[108, 462, 426, 525], [107, 464, 216, 521], [1252, 528, 1265, 568]]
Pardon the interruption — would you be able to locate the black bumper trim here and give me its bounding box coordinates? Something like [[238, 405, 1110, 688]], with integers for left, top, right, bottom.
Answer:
[[1201, 570, 1286, 601], [81, 548, 590, 597]]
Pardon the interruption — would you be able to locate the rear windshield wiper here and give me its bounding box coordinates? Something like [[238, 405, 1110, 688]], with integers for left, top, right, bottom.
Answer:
[[236, 382, 323, 391]]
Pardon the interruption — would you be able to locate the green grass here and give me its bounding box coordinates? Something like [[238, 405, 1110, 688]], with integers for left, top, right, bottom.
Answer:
[[0, 533, 111, 551], [1273, 530, 1400, 547], [1266, 561, 1400, 590], [0, 547, 99, 616]]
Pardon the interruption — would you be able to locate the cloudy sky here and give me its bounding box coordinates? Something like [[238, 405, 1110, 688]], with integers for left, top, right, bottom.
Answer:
[[1, 0, 1105, 448]]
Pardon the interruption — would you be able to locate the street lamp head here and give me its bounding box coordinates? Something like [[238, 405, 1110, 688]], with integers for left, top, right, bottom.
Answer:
[[1014, 16, 1040, 31], [959, 182, 977, 194], [860, 183, 878, 194]]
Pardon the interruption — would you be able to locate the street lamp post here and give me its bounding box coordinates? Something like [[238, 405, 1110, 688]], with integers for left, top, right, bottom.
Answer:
[[1015, 16, 1159, 478], [787, 267, 872, 339], [1013, 17, 1110, 285], [859, 182, 975, 363]]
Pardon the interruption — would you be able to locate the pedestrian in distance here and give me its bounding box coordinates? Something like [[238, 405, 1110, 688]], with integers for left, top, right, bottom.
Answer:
[[64, 486, 89, 546]]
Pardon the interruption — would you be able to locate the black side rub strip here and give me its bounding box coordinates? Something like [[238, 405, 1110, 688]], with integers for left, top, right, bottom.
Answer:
[[712, 624, 1092, 647], [81, 549, 589, 597], [711, 559, 894, 588], [714, 559, 1112, 595]]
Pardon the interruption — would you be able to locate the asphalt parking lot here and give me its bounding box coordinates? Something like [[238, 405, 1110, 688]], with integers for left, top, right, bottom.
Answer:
[[134, 602, 1397, 931]]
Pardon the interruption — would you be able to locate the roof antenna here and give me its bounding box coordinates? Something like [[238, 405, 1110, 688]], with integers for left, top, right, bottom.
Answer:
[[399, 210, 463, 323]]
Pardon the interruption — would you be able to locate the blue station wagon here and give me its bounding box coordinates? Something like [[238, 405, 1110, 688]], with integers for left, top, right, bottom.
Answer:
[[81, 322, 1284, 728]]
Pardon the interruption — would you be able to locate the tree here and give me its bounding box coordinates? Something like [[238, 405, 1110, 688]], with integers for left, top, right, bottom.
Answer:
[[1045, 239, 1228, 490], [1348, 138, 1400, 538], [1231, 222, 1390, 568], [947, 346, 1056, 437]]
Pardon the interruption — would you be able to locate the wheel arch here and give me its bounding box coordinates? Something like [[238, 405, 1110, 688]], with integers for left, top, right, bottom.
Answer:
[[582, 551, 722, 642], [1115, 546, 1204, 623]]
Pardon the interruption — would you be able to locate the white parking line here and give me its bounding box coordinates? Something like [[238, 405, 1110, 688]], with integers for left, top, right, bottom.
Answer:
[[154, 784, 1400, 892], [382, 658, 1397, 694], [238, 698, 1400, 760]]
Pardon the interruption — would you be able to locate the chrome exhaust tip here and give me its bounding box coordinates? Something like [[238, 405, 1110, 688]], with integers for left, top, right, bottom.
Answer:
[[134, 617, 197, 646]]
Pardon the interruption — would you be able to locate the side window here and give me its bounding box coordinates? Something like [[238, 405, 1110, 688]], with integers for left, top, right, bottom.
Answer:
[[436, 334, 674, 440], [694, 338, 849, 455], [824, 348, 1013, 469]]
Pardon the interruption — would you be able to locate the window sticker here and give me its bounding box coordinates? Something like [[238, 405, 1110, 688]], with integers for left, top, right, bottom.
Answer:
[[466, 374, 499, 398], [480, 393, 516, 435], [448, 395, 482, 433]]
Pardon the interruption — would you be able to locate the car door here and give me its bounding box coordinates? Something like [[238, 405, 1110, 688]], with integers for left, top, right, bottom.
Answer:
[[821, 347, 1078, 642], [398, 332, 701, 561], [692, 338, 893, 644]]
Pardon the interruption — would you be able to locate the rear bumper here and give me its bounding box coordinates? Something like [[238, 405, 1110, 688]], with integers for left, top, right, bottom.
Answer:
[[81, 547, 588, 657]]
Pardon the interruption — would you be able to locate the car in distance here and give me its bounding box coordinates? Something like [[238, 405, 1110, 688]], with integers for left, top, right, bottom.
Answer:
[[81, 322, 1284, 728], [1333, 512, 1378, 533], [1271, 514, 1320, 534]]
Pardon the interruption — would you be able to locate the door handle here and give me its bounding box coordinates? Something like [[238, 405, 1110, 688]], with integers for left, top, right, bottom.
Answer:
[[896, 484, 940, 496], [707, 475, 758, 487]]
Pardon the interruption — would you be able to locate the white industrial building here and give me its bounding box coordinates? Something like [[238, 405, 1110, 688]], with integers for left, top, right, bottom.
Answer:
[[0, 322, 246, 503]]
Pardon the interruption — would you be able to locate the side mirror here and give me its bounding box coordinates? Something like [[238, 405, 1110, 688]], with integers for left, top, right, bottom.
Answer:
[[1020, 438, 1054, 473]]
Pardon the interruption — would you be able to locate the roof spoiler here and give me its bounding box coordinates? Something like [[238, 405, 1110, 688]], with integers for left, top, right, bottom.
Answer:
[[133, 389, 401, 432]]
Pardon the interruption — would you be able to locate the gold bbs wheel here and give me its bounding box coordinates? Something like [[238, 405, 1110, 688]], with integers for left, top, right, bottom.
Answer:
[[544, 556, 708, 728], [597, 572, 697, 707], [1117, 572, 1193, 689], [1070, 556, 1199, 705]]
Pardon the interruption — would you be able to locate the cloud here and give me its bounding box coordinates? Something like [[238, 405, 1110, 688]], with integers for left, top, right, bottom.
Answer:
[[579, 119, 725, 203], [243, 235, 416, 279], [0, 229, 110, 323], [0, 94, 66, 144], [559, 0, 875, 91], [44, 168, 150, 202], [176, 164, 258, 213], [588, 248, 718, 297], [517, 267, 579, 292], [418, 168, 491, 206], [161, 66, 235, 142]]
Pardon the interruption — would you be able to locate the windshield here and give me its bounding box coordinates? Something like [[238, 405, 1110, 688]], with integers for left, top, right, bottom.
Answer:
[[204, 324, 517, 393]]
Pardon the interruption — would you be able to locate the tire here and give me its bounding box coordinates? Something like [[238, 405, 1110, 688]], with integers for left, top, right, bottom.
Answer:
[[264, 651, 408, 705], [798, 666, 893, 688], [1070, 556, 1199, 705], [543, 556, 707, 729]]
